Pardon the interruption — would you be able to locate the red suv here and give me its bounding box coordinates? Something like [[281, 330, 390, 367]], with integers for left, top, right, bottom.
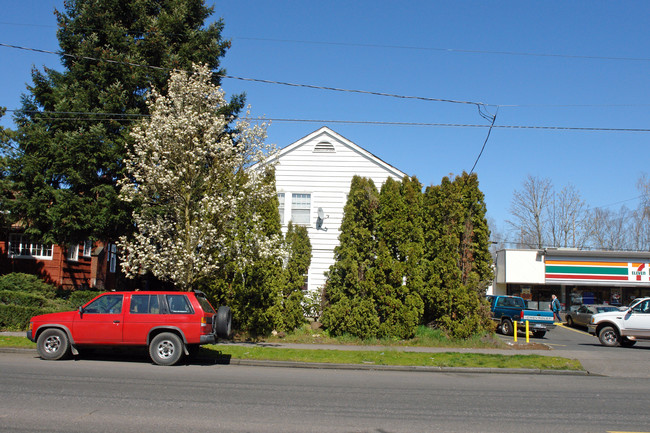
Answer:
[[27, 290, 231, 366]]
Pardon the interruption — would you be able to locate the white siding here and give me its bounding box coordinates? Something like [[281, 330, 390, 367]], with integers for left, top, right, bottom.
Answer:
[[273, 127, 406, 292]]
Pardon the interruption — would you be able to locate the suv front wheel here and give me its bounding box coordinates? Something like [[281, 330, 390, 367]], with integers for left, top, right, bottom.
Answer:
[[149, 332, 184, 366], [598, 325, 620, 347], [36, 328, 71, 360]]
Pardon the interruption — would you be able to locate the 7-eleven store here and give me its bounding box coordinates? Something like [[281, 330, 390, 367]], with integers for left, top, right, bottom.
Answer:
[[492, 249, 650, 312]]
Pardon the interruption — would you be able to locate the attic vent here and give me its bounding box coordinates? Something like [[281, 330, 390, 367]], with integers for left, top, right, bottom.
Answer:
[[313, 141, 336, 153]]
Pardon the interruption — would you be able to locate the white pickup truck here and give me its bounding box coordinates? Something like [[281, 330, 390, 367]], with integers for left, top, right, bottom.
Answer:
[[588, 297, 650, 347]]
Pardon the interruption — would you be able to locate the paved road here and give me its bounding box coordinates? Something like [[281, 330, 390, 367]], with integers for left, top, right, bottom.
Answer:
[[2, 351, 650, 433]]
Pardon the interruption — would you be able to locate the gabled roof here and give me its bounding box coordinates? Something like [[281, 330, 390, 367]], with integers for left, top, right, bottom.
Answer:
[[266, 126, 407, 179]]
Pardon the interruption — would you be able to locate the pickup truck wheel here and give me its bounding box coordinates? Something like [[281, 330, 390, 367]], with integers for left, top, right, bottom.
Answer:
[[500, 319, 513, 336], [620, 337, 636, 348], [149, 332, 183, 366], [36, 328, 71, 360], [215, 306, 232, 339], [598, 326, 620, 347]]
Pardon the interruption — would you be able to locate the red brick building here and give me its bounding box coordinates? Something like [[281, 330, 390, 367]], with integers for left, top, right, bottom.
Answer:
[[0, 233, 119, 290]]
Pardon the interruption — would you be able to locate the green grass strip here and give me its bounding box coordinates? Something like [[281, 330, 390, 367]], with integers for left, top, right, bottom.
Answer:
[[0, 336, 583, 371], [0, 336, 35, 348], [206, 345, 583, 371]]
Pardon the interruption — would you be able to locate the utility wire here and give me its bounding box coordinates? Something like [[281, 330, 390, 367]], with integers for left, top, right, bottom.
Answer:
[[4, 42, 647, 111], [233, 36, 650, 63], [0, 42, 490, 108], [2, 21, 649, 62], [469, 107, 498, 174], [6, 110, 650, 132]]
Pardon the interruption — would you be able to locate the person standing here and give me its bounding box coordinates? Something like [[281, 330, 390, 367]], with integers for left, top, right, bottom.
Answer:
[[551, 294, 562, 323]]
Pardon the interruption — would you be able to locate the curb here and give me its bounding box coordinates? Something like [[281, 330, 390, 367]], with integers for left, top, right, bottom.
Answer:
[[229, 358, 591, 375], [0, 347, 590, 375]]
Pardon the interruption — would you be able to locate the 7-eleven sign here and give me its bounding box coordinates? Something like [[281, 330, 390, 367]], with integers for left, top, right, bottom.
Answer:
[[630, 263, 649, 282]]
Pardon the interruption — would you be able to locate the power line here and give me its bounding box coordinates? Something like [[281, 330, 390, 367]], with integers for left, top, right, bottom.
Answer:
[[262, 118, 650, 133], [232, 36, 650, 63], [0, 43, 490, 108], [5, 110, 650, 132], [3, 42, 648, 112], [3, 20, 649, 62], [469, 107, 498, 174]]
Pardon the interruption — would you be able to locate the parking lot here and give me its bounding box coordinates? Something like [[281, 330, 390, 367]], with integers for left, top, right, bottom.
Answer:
[[496, 322, 650, 377], [497, 322, 599, 351]]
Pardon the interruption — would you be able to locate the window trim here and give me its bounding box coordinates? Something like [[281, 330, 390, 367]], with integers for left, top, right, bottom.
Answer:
[[8, 234, 53, 260], [277, 192, 285, 225], [67, 244, 79, 262], [291, 193, 311, 226], [109, 244, 117, 273], [82, 240, 93, 257]]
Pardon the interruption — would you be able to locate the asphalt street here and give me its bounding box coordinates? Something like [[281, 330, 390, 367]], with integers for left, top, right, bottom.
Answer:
[[2, 350, 650, 433]]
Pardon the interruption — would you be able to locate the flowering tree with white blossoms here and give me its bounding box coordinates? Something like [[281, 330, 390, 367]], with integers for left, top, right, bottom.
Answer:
[[119, 64, 279, 290]]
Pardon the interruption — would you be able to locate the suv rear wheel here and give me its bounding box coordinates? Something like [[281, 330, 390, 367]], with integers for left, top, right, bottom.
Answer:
[[149, 332, 183, 366], [620, 337, 637, 348]]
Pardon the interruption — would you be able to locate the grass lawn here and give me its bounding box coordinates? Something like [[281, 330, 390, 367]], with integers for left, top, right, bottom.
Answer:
[[0, 333, 583, 371], [205, 344, 583, 371]]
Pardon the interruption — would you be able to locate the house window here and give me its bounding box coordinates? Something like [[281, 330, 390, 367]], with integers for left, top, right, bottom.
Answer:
[[82, 240, 93, 257], [67, 244, 79, 261], [277, 193, 285, 225], [291, 193, 311, 225], [8, 234, 53, 259], [109, 244, 117, 273]]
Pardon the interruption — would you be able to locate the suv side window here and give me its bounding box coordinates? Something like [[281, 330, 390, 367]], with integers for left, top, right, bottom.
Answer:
[[130, 295, 161, 314], [196, 295, 215, 314], [166, 294, 193, 314], [84, 294, 123, 314]]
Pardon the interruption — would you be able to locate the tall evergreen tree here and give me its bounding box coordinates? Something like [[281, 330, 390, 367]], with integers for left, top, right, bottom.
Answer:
[[322, 176, 381, 339], [456, 172, 494, 293], [373, 176, 424, 338], [206, 165, 285, 335], [277, 222, 312, 331], [9, 0, 242, 245], [0, 108, 14, 234], [421, 172, 493, 338]]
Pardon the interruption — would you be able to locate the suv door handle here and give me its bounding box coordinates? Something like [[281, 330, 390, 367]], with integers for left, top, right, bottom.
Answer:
[[113, 320, 121, 324]]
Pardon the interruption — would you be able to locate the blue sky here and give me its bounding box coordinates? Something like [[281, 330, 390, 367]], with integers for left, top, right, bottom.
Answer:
[[1, 1, 649, 241]]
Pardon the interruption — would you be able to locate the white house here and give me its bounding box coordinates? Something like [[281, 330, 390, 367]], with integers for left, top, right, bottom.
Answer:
[[269, 127, 407, 292]]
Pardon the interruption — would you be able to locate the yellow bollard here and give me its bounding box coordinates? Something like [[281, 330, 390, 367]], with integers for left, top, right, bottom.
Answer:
[[513, 321, 517, 342], [526, 320, 530, 343]]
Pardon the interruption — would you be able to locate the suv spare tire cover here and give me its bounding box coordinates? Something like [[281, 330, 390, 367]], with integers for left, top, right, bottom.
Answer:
[[214, 306, 232, 339]]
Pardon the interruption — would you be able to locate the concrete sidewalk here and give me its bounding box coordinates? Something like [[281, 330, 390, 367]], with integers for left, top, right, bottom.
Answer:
[[6, 330, 643, 377]]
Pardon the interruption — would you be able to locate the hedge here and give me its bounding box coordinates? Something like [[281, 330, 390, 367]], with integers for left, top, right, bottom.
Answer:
[[0, 273, 101, 331], [0, 304, 59, 331], [0, 273, 56, 296]]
